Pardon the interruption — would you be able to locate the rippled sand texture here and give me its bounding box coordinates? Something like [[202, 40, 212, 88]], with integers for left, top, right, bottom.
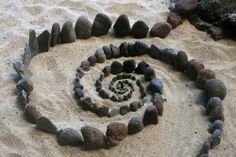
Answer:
[[0, 0, 236, 157]]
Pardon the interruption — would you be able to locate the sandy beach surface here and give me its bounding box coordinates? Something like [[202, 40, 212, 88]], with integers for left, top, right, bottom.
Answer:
[[0, 0, 236, 157]]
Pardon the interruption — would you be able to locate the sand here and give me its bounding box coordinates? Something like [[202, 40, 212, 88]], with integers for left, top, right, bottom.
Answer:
[[0, 0, 236, 157]]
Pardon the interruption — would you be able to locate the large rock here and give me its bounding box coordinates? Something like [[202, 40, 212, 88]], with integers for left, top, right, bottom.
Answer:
[[167, 12, 183, 29], [37, 30, 50, 53], [113, 14, 131, 37], [131, 21, 149, 38], [57, 128, 83, 146], [106, 122, 128, 146], [81, 126, 106, 149], [50, 23, 60, 47], [75, 16, 92, 39], [175, 0, 198, 15], [150, 22, 172, 38], [61, 21, 76, 43], [205, 79, 227, 100], [36, 116, 58, 134], [92, 13, 112, 36]]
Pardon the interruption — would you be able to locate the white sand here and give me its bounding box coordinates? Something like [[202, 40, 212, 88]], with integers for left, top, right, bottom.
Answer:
[[0, 0, 236, 157]]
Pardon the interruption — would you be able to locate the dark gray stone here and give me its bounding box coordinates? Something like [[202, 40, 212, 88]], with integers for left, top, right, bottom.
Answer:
[[103, 46, 112, 59], [167, 12, 183, 29], [135, 41, 150, 55], [120, 105, 130, 116], [150, 22, 172, 38], [174, 0, 198, 15], [208, 120, 224, 134], [209, 105, 225, 122], [135, 61, 149, 74], [28, 29, 38, 57], [119, 42, 129, 57], [127, 42, 137, 56], [80, 60, 90, 71], [160, 48, 177, 65], [24, 103, 41, 124], [149, 44, 162, 59], [196, 69, 216, 89], [75, 16, 92, 39], [131, 21, 149, 38], [95, 48, 106, 63], [143, 105, 158, 126], [96, 106, 109, 117], [148, 78, 163, 94], [18, 90, 29, 107], [144, 67, 156, 81], [129, 101, 140, 112], [87, 55, 97, 66], [13, 61, 32, 79], [111, 61, 123, 74], [197, 140, 210, 157], [61, 21, 76, 43], [205, 79, 227, 100], [108, 108, 120, 117], [74, 88, 84, 99], [123, 59, 136, 73], [187, 59, 205, 80], [16, 78, 33, 94], [102, 66, 111, 77], [37, 116, 57, 134], [57, 128, 83, 146], [208, 134, 221, 149], [92, 13, 112, 36], [37, 30, 50, 53], [174, 50, 188, 71], [113, 14, 131, 37], [128, 116, 144, 134], [50, 23, 60, 47]]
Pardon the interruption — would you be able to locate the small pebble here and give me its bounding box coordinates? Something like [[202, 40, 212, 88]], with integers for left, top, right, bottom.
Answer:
[[80, 60, 90, 71], [24, 103, 41, 124], [110, 44, 120, 58], [128, 116, 144, 134], [120, 105, 130, 116], [37, 30, 50, 53], [103, 46, 112, 59], [208, 120, 224, 134], [119, 42, 129, 57], [135, 61, 149, 74], [160, 48, 177, 65], [96, 106, 109, 117], [102, 66, 111, 77], [37, 116, 57, 134], [50, 23, 60, 47], [206, 97, 223, 115], [150, 22, 172, 38], [149, 44, 162, 59], [87, 55, 97, 66], [152, 93, 164, 116], [167, 12, 183, 29], [143, 105, 158, 126], [196, 69, 216, 89]]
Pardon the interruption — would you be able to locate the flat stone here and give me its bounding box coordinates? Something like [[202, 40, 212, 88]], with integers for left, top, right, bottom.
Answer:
[[128, 116, 144, 134], [150, 22, 172, 38], [196, 69, 216, 89], [113, 14, 131, 37], [143, 105, 158, 126], [37, 116, 57, 134], [148, 78, 163, 94], [50, 23, 60, 47], [81, 125, 106, 149], [24, 103, 41, 124], [106, 122, 128, 146], [57, 128, 83, 146], [61, 21, 76, 43], [131, 21, 149, 38], [75, 16, 92, 39], [205, 79, 227, 100], [92, 13, 112, 36]]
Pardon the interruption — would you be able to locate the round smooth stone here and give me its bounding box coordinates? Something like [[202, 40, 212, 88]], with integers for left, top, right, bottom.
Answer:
[[149, 22, 172, 38], [144, 67, 156, 81], [103, 46, 112, 59], [61, 21, 76, 43], [187, 59, 205, 80], [95, 48, 106, 63], [95, 106, 109, 117], [113, 14, 131, 37], [196, 69, 216, 89], [111, 61, 123, 74], [87, 55, 97, 66], [24, 103, 41, 124], [123, 59, 136, 73], [75, 16, 92, 39], [131, 21, 149, 38], [174, 50, 188, 71], [167, 12, 183, 29], [102, 66, 111, 77], [209, 105, 225, 122], [135, 41, 150, 55], [80, 60, 90, 71], [56, 128, 83, 146], [135, 61, 149, 74], [208, 120, 224, 134], [92, 13, 112, 36], [205, 79, 227, 100], [149, 78, 163, 94], [128, 116, 144, 134], [206, 97, 223, 115]]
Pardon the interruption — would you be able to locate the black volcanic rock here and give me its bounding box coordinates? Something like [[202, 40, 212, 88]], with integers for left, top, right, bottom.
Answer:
[[113, 14, 131, 37]]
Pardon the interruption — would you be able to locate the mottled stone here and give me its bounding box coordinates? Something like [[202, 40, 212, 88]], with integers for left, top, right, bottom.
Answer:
[[37, 116, 57, 134], [74, 88, 84, 99], [148, 78, 163, 94], [128, 116, 144, 134], [174, 51, 188, 71], [150, 22, 172, 38], [175, 0, 198, 15], [187, 59, 205, 80], [106, 122, 128, 146], [143, 105, 158, 126], [92, 13, 112, 36], [24, 103, 41, 124], [80, 60, 90, 71], [167, 12, 183, 29], [57, 128, 83, 146], [61, 21, 76, 43], [131, 21, 149, 38], [129, 101, 140, 112], [208, 134, 221, 149], [206, 97, 223, 115], [144, 67, 156, 81], [205, 79, 227, 100], [75, 16, 92, 39], [113, 14, 131, 37], [50, 23, 60, 47], [196, 69, 216, 89], [209, 105, 224, 122], [96, 106, 109, 117], [80, 97, 96, 111]]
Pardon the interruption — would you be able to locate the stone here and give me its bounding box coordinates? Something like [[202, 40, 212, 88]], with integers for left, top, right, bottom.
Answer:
[[57, 128, 83, 146], [102, 66, 111, 77], [110, 44, 120, 58], [175, 0, 198, 15], [149, 44, 162, 59], [127, 42, 137, 56], [131, 21, 149, 38], [16, 78, 34, 94], [160, 48, 177, 65], [208, 134, 221, 149], [119, 42, 129, 57], [120, 105, 130, 116], [61, 21, 76, 43], [174, 51, 188, 71], [206, 97, 223, 115], [208, 120, 224, 134], [167, 12, 183, 29], [81, 126, 106, 149], [213, 129, 222, 137], [74, 88, 84, 99], [149, 78, 163, 94], [123, 59, 136, 73], [75, 16, 92, 39], [129, 101, 140, 112], [197, 140, 210, 157], [50, 23, 60, 47], [152, 93, 164, 116], [196, 69, 216, 89], [111, 61, 123, 74], [87, 55, 97, 66], [113, 14, 131, 37], [92, 13, 112, 36], [76, 68, 85, 78], [103, 46, 112, 59], [209, 105, 225, 122], [37, 30, 50, 53], [95, 48, 106, 63], [187, 59, 205, 80], [150, 22, 172, 38], [135, 61, 149, 74], [144, 67, 156, 81], [36, 116, 57, 134], [99, 89, 110, 99], [108, 108, 120, 117], [143, 105, 158, 126], [80, 97, 96, 111], [205, 79, 227, 100], [23, 43, 31, 66], [128, 116, 144, 134], [18, 90, 29, 107], [80, 60, 90, 71], [106, 122, 128, 146], [13, 61, 32, 79], [28, 29, 38, 57], [96, 106, 109, 117], [24, 103, 41, 124], [208, 26, 223, 41], [135, 41, 150, 55]]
